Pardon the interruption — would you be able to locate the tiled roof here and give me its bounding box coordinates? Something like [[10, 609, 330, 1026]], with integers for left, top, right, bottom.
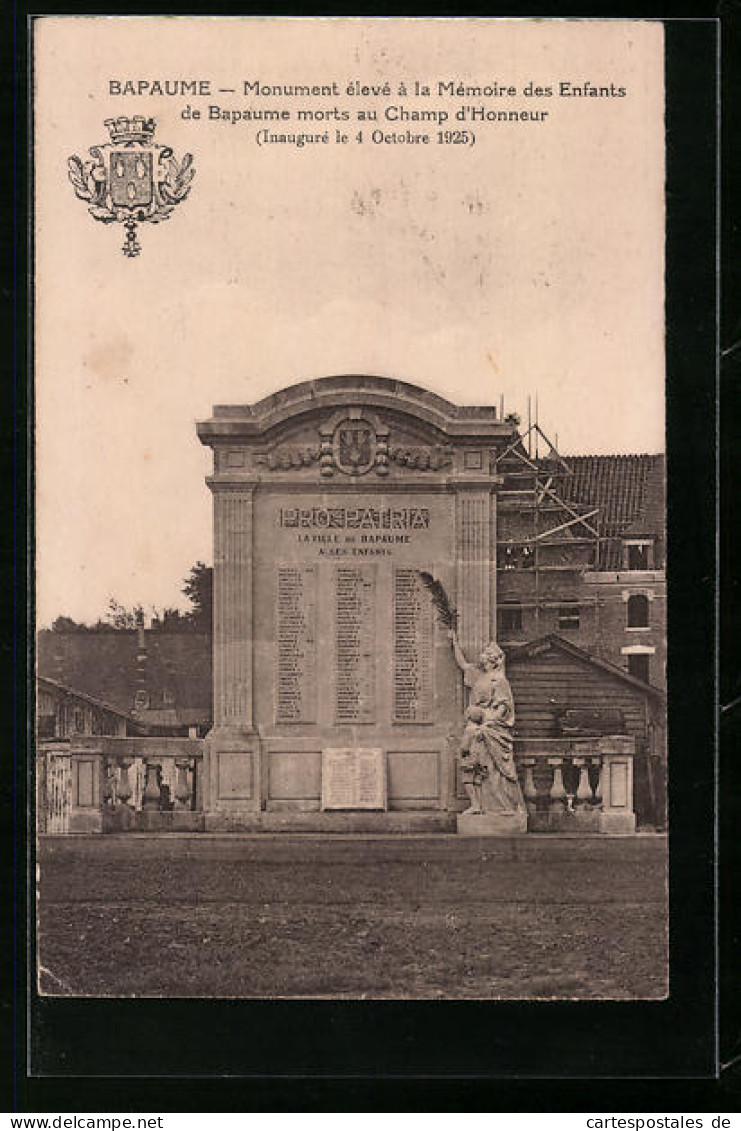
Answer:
[[561, 454, 665, 568], [37, 631, 212, 724]]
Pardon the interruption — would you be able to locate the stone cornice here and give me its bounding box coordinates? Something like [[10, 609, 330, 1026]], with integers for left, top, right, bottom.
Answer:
[[197, 376, 516, 445], [206, 477, 259, 494]]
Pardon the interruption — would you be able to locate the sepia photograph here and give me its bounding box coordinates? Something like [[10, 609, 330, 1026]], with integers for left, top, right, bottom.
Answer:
[[34, 16, 668, 1003]]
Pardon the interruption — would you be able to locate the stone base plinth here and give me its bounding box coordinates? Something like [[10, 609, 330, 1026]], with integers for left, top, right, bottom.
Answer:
[[102, 808, 205, 834], [204, 810, 455, 834], [456, 810, 528, 837], [204, 728, 261, 817], [528, 808, 602, 834], [599, 811, 637, 835], [68, 809, 103, 834]]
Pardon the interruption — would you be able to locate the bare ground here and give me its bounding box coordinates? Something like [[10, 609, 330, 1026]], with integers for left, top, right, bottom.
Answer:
[[37, 833, 668, 1000]]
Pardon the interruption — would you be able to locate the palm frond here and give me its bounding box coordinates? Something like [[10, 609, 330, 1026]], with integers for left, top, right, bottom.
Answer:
[[418, 571, 458, 630]]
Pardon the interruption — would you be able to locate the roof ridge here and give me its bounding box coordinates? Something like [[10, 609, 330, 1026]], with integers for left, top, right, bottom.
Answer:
[[564, 452, 664, 460], [505, 634, 665, 697]]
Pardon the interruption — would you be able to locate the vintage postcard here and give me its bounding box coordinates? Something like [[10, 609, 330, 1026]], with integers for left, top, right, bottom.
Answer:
[[34, 17, 668, 1002]]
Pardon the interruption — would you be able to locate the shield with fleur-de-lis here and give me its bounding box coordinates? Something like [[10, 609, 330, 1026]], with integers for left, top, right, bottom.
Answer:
[[67, 116, 195, 257], [109, 151, 154, 208], [334, 421, 376, 475]]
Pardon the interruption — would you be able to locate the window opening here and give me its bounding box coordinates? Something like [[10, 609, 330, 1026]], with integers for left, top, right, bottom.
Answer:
[[627, 653, 650, 683], [626, 542, 651, 570], [499, 602, 523, 633], [627, 593, 650, 628], [558, 602, 580, 630]]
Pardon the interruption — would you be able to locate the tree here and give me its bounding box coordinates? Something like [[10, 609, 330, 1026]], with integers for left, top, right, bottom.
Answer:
[[182, 562, 213, 633], [46, 567, 213, 635], [151, 607, 192, 633], [105, 598, 144, 631], [50, 615, 89, 633]]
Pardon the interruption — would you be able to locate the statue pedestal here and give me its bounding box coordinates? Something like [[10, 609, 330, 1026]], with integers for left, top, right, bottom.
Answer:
[[456, 810, 528, 836]]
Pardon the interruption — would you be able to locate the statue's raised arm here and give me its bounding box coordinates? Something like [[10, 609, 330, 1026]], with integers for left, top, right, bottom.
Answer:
[[448, 629, 470, 675]]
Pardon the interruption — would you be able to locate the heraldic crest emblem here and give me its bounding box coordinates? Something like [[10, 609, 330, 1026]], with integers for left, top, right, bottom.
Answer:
[[67, 116, 195, 258]]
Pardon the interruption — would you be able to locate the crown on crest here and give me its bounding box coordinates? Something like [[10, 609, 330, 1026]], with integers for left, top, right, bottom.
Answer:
[[104, 116, 156, 144]]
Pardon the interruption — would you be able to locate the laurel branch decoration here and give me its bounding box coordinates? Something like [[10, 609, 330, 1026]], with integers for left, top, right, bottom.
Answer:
[[161, 151, 195, 205], [67, 153, 116, 221]]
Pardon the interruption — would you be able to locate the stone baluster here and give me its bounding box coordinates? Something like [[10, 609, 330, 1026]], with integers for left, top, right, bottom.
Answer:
[[117, 758, 133, 807], [174, 758, 192, 811], [102, 757, 116, 806], [142, 760, 162, 811], [161, 757, 176, 811], [547, 756, 568, 813], [564, 759, 576, 811], [520, 758, 538, 815], [573, 756, 594, 808]]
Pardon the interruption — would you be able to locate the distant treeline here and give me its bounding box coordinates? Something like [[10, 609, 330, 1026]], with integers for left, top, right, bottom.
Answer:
[[48, 562, 213, 635]]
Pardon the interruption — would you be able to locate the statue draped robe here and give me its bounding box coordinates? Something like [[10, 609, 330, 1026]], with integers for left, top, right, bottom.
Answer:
[[461, 664, 527, 814]]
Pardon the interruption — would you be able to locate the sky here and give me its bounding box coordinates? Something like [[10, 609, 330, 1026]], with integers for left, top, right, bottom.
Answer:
[[34, 17, 665, 625]]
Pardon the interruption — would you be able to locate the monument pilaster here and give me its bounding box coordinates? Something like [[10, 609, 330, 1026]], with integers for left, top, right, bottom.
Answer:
[[204, 478, 261, 821], [452, 476, 499, 659], [212, 482, 256, 728]]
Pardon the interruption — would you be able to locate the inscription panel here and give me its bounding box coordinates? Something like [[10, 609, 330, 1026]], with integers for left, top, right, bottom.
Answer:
[[393, 568, 434, 723], [276, 565, 317, 723], [321, 747, 387, 810], [335, 564, 376, 724], [608, 761, 629, 808]]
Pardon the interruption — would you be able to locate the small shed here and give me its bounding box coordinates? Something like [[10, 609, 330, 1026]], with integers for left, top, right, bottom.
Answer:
[[506, 634, 666, 827], [37, 675, 137, 739]]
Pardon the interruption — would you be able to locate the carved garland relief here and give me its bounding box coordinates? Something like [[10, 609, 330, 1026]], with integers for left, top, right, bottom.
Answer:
[[248, 408, 454, 477]]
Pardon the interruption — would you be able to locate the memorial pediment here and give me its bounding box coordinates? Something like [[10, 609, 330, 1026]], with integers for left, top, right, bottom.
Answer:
[[200, 377, 516, 483]]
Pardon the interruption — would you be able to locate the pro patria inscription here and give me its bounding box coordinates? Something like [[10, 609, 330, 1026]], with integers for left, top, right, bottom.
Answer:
[[321, 748, 387, 810]]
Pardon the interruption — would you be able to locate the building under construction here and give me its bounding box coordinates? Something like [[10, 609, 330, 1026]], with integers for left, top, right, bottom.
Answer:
[[494, 417, 665, 693]]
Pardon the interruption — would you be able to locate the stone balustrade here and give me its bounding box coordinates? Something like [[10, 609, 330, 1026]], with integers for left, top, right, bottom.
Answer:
[[38, 737, 205, 834], [514, 735, 636, 833], [38, 734, 636, 835]]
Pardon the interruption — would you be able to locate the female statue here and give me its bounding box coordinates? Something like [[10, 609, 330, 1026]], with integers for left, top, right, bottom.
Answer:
[[449, 631, 526, 816]]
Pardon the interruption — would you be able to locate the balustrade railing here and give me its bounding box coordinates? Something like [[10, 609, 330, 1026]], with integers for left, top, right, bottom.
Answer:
[[514, 736, 636, 833], [104, 752, 200, 813], [39, 735, 636, 834], [38, 737, 205, 833]]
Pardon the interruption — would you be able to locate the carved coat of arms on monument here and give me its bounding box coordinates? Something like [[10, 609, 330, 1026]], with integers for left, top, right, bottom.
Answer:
[[67, 116, 195, 257], [336, 421, 374, 475], [317, 409, 390, 477]]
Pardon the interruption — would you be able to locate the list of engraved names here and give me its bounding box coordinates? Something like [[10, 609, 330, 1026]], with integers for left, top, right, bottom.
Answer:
[[335, 565, 376, 724], [393, 568, 434, 723], [276, 565, 317, 723]]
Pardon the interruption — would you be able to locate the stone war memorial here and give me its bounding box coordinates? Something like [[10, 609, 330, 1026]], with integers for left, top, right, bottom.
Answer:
[[39, 374, 646, 837], [191, 375, 636, 835]]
